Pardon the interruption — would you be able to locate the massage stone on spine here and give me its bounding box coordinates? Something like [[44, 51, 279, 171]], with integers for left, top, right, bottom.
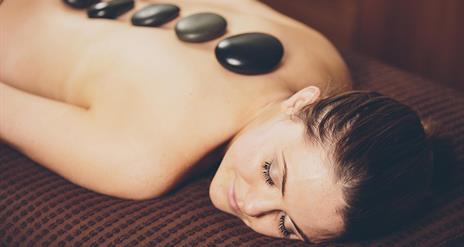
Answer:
[[61, 0, 284, 75], [63, 0, 100, 9], [215, 33, 284, 75], [131, 4, 180, 27], [87, 0, 135, 19], [175, 13, 227, 43]]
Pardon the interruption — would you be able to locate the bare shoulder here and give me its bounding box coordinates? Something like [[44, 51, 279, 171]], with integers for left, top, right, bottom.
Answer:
[[203, 0, 318, 32], [218, 0, 353, 95]]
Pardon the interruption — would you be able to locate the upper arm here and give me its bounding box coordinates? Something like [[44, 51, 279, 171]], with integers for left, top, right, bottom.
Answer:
[[0, 81, 166, 199]]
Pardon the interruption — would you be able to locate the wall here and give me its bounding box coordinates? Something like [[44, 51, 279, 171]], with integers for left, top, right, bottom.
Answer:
[[261, 0, 464, 91]]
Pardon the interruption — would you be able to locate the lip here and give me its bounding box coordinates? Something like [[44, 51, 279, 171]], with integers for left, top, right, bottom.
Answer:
[[228, 177, 241, 215]]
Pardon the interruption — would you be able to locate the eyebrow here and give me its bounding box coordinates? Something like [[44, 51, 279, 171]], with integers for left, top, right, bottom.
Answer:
[[281, 150, 311, 243]]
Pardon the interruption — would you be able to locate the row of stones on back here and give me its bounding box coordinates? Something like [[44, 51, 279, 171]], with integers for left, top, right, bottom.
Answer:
[[63, 0, 284, 75]]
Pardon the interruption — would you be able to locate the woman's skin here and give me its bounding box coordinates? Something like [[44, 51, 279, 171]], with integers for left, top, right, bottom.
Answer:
[[0, 0, 352, 243], [210, 86, 347, 242]]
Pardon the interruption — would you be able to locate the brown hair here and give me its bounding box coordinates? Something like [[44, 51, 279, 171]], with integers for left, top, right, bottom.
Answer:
[[295, 90, 435, 242]]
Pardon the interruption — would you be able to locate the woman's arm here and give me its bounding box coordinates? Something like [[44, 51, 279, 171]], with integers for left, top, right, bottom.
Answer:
[[0, 81, 162, 200]]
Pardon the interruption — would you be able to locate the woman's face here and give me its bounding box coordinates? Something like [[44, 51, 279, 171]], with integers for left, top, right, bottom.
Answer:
[[209, 94, 346, 243]]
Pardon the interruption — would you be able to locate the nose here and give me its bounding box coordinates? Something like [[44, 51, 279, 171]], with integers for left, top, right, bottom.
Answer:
[[238, 185, 279, 217]]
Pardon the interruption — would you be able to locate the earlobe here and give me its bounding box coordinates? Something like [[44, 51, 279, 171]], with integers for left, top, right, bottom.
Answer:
[[282, 86, 321, 115]]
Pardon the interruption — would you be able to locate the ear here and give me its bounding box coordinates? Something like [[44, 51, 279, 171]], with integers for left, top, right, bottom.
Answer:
[[281, 86, 321, 115]]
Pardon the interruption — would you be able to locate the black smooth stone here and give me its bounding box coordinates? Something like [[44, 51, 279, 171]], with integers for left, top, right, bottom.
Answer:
[[175, 12, 227, 43], [131, 4, 180, 27], [215, 32, 284, 75], [87, 0, 134, 19], [63, 0, 100, 9]]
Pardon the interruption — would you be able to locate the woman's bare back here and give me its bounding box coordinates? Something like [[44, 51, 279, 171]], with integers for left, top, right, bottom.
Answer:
[[0, 0, 351, 199]]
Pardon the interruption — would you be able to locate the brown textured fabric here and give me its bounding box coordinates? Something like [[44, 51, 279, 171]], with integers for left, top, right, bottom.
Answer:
[[1, 52, 463, 247]]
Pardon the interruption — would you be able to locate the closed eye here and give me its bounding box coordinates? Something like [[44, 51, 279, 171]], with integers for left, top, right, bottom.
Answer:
[[262, 161, 291, 238]]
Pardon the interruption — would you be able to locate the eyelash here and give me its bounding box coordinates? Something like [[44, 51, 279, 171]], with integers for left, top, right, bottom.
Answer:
[[279, 214, 291, 238], [262, 161, 291, 238], [262, 161, 275, 186]]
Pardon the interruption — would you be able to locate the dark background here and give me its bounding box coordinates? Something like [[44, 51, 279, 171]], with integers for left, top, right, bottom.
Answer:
[[261, 0, 464, 92]]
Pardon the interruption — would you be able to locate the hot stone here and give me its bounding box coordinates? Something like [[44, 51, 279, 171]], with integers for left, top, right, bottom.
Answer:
[[87, 0, 134, 19], [215, 32, 284, 75], [175, 13, 227, 43], [63, 0, 100, 9], [131, 4, 180, 27]]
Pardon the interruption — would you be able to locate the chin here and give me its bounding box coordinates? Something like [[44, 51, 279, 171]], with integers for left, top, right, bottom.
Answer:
[[209, 135, 243, 215], [209, 156, 235, 216], [209, 165, 226, 212], [208, 174, 220, 210]]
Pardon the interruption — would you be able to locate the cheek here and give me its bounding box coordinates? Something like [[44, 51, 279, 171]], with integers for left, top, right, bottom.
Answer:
[[227, 136, 262, 174], [209, 139, 260, 212], [217, 124, 275, 189], [210, 126, 274, 211], [246, 214, 281, 239]]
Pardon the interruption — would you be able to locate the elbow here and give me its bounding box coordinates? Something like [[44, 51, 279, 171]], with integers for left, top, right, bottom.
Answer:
[[111, 167, 175, 201], [110, 188, 157, 201], [111, 181, 168, 201], [117, 190, 163, 201]]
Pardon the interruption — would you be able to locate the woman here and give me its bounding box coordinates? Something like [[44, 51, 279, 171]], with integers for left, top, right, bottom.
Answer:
[[0, 0, 434, 244]]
